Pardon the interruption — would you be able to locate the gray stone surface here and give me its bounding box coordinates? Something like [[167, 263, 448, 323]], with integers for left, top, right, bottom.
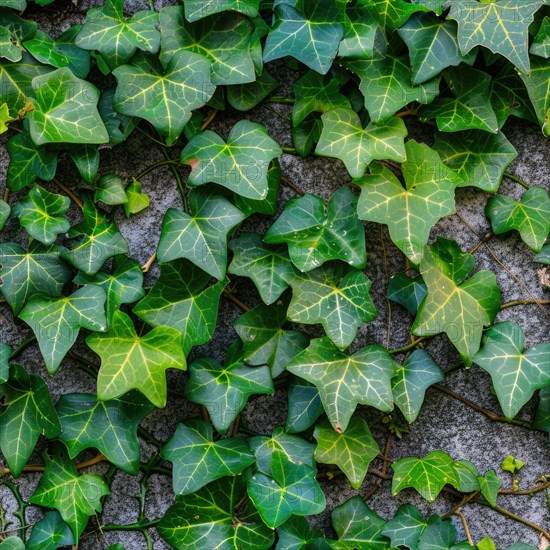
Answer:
[[0, 2, 549, 548]]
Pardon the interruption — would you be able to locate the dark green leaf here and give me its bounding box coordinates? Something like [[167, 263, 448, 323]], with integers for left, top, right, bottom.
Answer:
[[182, 0, 260, 22], [276, 515, 329, 550], [227, 70, 279, 111], [382, 503, 427, 550], [286, 376, 324, 434], [26, 511, 74, 550], [387, 272, 427, 315]]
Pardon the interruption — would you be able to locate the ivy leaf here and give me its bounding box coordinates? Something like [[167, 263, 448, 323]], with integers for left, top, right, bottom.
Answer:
[[159, 8, 256, 85], [534, 243, 550, 265], [26, 511, 74, 550], [338, 4, 385, 59], [530, 16, 550, 58], [0, 102, 10, 134], [284, 262, 377, 349], [265, 187, 366, 272], [11, 184, 70, 244], [156, 189, 245, 279], [160, 419, 255, 494], [263, 4, 343, 75], [227, 70, 279, 111], [133, 258, 226, 355], [316, 108, 407, 179], [392, 349, 444, 423], [29, 445, 110, 541], [181, 120, 282, 200], [367, 0, 429, 31], [357, 140, 462, 263], [19, 285, 107, 373], [397, 13, 476, 85], [387, 272, 427, 315], [228, 233, 293, 304], [314, 416, 380, 489], [433, 130, 517, 192], [0, 343, 9, 383], [6, 132, 58, 192], [112, 51, 214, 146], [246, 449, 326, 529], [0, 538, 24, 550], [486, 187, 550, 252], [412, 237, 501, 366], [29, 67, 108, 145], [61, 200, 129, 276], [74, 255, 144, 324], [43, 25, 91, 79], [520, 56, 550, 136], [286, 376, 324, 434], [345, 55, 440, 122], [0, 10, 37, 63], [0, 364, 61, 477], [75, 0, 160, 69], [391, 450, 461, 502], [533, 386, 550, 439], [94, 174, 127, 205], [478, 470, 502, 508], [330, 496, 389, 549], [276, 516, 329, 550], [381, 503, 427, 550], [86, 310, 186, 408], [56, 392, 153, 475], [182, 0, 260, 22], [417, 515, 457, 549], [0, 199, 10, 231], [157, 476, 274, 550], [234, 296, 308, 378], [0, 241, 72, 315], [122, 178, 149, 217], [185, 342, 274, 433], [68, 145, 99, 186], [22, 30, 70, 70], [419, 65, 499, 133], [448, 0, 544, 74], [474, 322, 550, 419], [288, 337, 395, 432], [98, 86, 138, 146]]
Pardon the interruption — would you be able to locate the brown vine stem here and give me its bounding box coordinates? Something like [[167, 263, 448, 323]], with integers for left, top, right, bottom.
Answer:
[[364, 434, 392, 501], [501, 299, 550, 309], [265, 97, 295, 104], [469, 231, 493, 254], [141, 252, 156, 273], [281, 176, 305, 196], [2, 189, 8, 202], [52, 177, 83, 209], [1, 453, 107, 476], [499, 479, 550, 495], [389, 337, 427, 354], [394, 109, 418, 118], [455, 509, 474, 545], [223, 289, 250, 312], [441, 491, 480, 520], [281, 146, 297, 154], [200, 109, 218, 131]]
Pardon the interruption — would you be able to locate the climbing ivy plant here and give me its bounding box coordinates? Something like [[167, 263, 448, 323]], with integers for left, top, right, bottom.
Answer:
[[0, 0, 549, 548]]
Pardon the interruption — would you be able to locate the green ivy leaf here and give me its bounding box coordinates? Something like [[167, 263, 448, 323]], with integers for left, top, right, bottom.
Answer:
[[285, 376, 324, 434], [0, 102, 10, 134], [181, 120, 282, 200], [276, 516, 329, 550], [22, 30, 70, 70], [29, 67, 108, 145], [478, 470, 502, 508], [533, 386, 550, 439], [29, 445, 110, 541], [19, 285, 107, 373], [417, 515, 457, 549], [0, 343, 9, 383], [397, 13, 476, 85], [345, 55, 440, 122], [98, 86, 138, 146], [228, 233, 293, 304], [314, 416, 380, 489], [412, 237, 501, 366], [392, 349, 444, 423], [86, 310, 186, 408], [158, 476, 273, 550], [338, 3, 385, 59], [47, 25, 91, 79], [122, 178, 149, 217], [263, 4, 343, 75], [288, 337, 395, 432], [133, 259, 226, 354], [0, 198, 10, 231], [486, 187, 550, 252], [112, 51, 214, 146], [474, 321, 550, 419], [227, 70, 279, 111], [26, 511, 74, 550], [61, 200, 129, 276], [316, 108, 407, 178], [182, 0, 260, 22], [185, 341, 274, 433], [381, 503, 427, 550], [520, 56, 550, 136], [448, 0, 544, 74], [156, 189, 245, 279], [0, 538, 24, 550], [0, 241, 72, 315], [160, 419, 255, 494], [68, 145, 99, 186], [387, 272, 427, 315], [534, 243, 550, 265], [75, 0, 160, 69], [357, 140, 462, 263], [284, 262, 377, 349], [0, 10, 37, 63], [391, 450, 462, 502], [265, 187, 367, 272], [94, 174, 127, 205], [246, 449, 326, 529], [56, 392, 153, 474], [0, 364, 60, 477], [11, 184, 70, 244], [530, 16, 550, 58], [433, 130, 517, 192]]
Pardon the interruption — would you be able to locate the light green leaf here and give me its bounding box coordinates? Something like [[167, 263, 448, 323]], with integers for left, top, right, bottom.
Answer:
[[123, 178, 149, 217], [287, 337, 395, 432], [412, 237, 501, 366], [133, 258, 227, 354], [11, 184, 70, 244], [519, 56, 550, 136], [286, 376, 324, 434], [316, 108, 407, 179], [265, 187, 366, 272], [26, 511, 74, 550], [0, 538, 24, 550], [0, 198, 10, 231], [391, 450, 461, 502], [382, 503, 427, 550], [478, 470, 502, 507], [0, 102, 10, 134], [112, 51, 214, 146], [181, 120, 282, 200], [474, 321, 550, 419], [387, 272, 427, 315], [338, 4, 386, 59], [86, 310, 186, 408], [448, 0, 544, 74], [530, 16, 550, 58], [29, 445, 110, 541], [357, 140, 461, 263], [182, 0, 260, 22], [156, 189, 245, 279], [19, 285, 107, 374], [0, 241, 72, 315], [23, 30, 70, 69], [160, 419, 255, 494], [486, 187, 550, 252], [501, 455, 524, 474], [29, 67, 108, 145], [0, 10, 36, 63], [94, 174, 127, 205], [0, 364, 60, 477]]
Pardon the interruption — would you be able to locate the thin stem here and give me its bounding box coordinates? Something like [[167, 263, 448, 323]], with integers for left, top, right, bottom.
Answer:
[[141, 252, 156, 273], [1, 453, 106, 476], [265, 97, 295, 104], [501, 299, 550, 309], [137, 426, 163, 449], [389, 337, 427, 354], [52, 178, 83, 209], [469, 231, 493, 254], [135, 125, 168, 147], [394, 109, 418, 118], [159, 147, 189, 213], [504, 172, 531, 189], [135, 159, 180, 180], [281, 176, 305, 196], [499, 479, 550, 495], [380, 227, 392, 349], [455, 510, 474, 546], [200, 109, 218, 131], [100, 519, 161, 532], [9, 336, 36, 360], [281, 146, 297, 154], [223, 289, 250, 312], [442, 491, 479, 520], [2, 189, 8, 203]]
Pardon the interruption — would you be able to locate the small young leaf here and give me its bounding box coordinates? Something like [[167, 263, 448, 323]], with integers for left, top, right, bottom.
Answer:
[[26, 511, 74, 550], [94, 174, 127, 205], [478, 470, 502, 507], [123, 178, 149, 217], [501, 455, 524, 475]]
